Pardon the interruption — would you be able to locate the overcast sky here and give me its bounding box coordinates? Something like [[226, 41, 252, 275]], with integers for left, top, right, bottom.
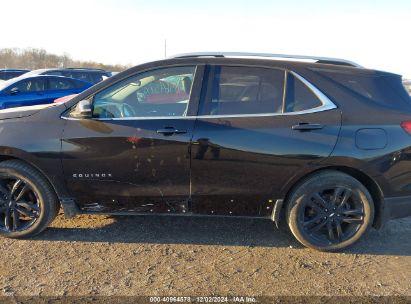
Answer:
[[1, 0, 410, 77]]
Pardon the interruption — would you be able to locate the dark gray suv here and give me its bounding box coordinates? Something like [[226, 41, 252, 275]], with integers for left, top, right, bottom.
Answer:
[[0, 52, 410, 251]]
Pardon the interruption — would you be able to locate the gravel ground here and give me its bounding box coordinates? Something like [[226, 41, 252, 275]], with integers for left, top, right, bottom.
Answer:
[[0, 213, 410, 298]]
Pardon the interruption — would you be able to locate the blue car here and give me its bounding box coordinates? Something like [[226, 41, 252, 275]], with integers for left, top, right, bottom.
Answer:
[[0, 75, 92, 109]]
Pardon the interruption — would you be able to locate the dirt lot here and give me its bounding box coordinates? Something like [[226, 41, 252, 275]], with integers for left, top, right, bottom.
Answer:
[[0, 213, 410, 299]]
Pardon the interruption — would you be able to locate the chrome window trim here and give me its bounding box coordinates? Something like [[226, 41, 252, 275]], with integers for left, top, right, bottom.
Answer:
[[281, 70, 288, 113], [289, 71, 336, 112], [62, 108, 334, 121], [61, 71, 336, 121]]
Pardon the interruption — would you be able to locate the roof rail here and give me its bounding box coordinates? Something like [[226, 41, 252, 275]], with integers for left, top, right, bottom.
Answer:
[[62, 67, 109, 72], [170, 52, 363, 68]]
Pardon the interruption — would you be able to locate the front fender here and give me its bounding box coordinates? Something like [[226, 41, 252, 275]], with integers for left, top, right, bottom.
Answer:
[[0, 105, 68, 198]]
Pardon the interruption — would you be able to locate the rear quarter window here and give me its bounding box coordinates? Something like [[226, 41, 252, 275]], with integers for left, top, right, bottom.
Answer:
[[284, 73, 323, 112], [317, 70, 411, 109]]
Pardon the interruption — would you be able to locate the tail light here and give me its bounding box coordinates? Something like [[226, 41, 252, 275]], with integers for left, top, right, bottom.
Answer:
[[401, 121, 411, 135]]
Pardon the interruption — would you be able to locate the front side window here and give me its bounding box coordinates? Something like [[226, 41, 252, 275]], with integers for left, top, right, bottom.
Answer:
[[200, 66, 285, 115], [92, 66, 195, 119], [12, 78, 45, 92]]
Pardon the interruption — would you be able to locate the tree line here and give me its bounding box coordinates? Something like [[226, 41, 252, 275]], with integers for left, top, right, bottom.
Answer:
[[0, 48, 130, 72]]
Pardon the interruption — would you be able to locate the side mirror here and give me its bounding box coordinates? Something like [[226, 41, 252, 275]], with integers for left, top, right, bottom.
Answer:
[[10, 87, 19, 95], [70, 99, 93, 119]]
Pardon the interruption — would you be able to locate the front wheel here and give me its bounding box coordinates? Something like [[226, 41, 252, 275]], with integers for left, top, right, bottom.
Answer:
[[286, 171, 374, 251], [0, 160, 59, 238]]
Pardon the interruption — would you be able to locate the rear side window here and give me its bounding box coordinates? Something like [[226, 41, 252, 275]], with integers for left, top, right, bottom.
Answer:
[[48, 78, 75, 90], [45, 71, 63, 76], [54, 71, 92, 83], [73, 72, 93, 83], [59, 71, 73, 78], [284, 73, 322, 112], [200, 66, 285, 115], [91, 73, 104, 83], [72, 79, 88, 88]]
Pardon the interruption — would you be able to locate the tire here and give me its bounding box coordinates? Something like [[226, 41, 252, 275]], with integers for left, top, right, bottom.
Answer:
[[286, 171, 374, 251], [0, 160, 60, 238]]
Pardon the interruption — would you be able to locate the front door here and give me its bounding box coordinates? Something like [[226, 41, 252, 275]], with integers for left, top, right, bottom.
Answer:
[[61, 65, 200, 213], [1, 77, 47, 108], [190, 65, 342, 217]]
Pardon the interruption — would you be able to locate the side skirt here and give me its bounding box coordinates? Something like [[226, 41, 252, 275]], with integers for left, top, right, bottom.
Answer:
[[80, 211, 270, 221], [60, 198, 283, 222]]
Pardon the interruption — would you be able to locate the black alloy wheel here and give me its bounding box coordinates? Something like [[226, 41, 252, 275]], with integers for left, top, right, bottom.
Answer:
[[300, 187, 365, 245], [0, 177, 41, 233], [0, 160, 59, 238], [287, 171, 374, 251]]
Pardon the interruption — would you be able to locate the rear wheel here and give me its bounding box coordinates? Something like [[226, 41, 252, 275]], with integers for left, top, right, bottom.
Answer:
[[0, 160, 59, 238], [286, 171, 374, 251]]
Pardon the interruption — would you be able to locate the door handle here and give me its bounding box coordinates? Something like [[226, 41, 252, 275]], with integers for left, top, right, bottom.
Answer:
[[156, 127, 187, 136], [292, 123, 324, 131]]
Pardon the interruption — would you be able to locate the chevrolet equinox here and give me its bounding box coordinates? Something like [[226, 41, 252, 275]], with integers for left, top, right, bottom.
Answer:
[[0, 52, 410, 251]]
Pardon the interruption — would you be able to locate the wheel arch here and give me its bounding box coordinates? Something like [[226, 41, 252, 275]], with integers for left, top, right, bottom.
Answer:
[[281, 166, 385, 228], [0, 154, 62, 204]]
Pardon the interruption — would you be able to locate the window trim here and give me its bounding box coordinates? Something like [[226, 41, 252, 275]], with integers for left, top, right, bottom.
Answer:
[[195, 66, 336, 118], [62, 67, 336, 121], [287, 71, 336, 114]]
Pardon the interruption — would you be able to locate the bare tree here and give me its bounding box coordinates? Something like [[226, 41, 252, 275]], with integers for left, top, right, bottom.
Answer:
[[0, 48, 129, 71]]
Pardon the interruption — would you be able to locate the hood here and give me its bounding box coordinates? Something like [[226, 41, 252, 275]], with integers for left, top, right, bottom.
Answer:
[[0, 103, 59, 120]]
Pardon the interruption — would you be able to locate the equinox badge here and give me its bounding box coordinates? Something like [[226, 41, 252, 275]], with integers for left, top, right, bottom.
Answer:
[[72, 173, 113, 179]]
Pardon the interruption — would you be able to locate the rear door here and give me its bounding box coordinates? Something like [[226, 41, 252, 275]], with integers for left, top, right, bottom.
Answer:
[[61, 65, 202, 213], [46, 77, 84, 102], [190, 65, 342, 216]]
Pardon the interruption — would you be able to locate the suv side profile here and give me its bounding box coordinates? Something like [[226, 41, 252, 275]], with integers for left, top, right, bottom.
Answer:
[[0, 52, 410, 251]]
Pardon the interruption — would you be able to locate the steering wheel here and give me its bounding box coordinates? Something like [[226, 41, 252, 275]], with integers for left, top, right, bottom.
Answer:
[[120, 103, 136, 118]]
